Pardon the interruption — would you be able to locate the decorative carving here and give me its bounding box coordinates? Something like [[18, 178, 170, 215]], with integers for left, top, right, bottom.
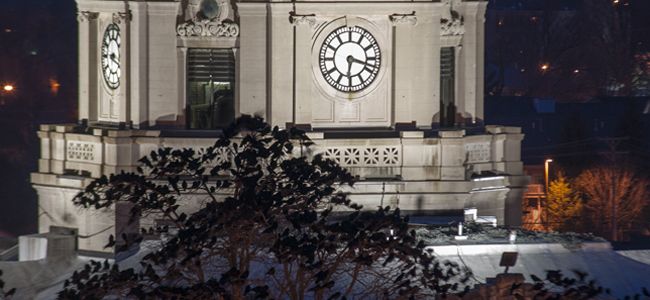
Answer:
[[440, 0, 465, 36], [464, 143, 491, 163], [177, 0, 238, 37], [291, 15, 317, 28], [212, 147, 231, 166], [77, 11, 98, 23], [177, 20, 239, 37], [389, 13, 418, 26], [186, 0, 227, 23], [67, 141, 101, 163], [325, 146, 401, 167], [112, 12, 132, 24]]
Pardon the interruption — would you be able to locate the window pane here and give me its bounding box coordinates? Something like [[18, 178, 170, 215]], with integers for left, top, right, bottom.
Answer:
[[187, 49, 235, 129]]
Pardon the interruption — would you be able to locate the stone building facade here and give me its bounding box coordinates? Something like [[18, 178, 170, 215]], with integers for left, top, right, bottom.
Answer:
[[31, 0, 529, 252]]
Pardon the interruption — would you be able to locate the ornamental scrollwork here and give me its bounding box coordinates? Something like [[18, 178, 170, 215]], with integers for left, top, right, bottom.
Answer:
[[389, 13, 418, 26], [177, 0, 238, 37], [440, 0, 465, 36], [77, 11, 99, 22], [177, 20, 240, 37], [112, 12, 132, 24], [290, 15, 317, 28]]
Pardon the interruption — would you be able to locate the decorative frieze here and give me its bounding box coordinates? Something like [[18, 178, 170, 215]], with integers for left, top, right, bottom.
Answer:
[[325, 146, 401, 167], [177, 20, 239, 37]]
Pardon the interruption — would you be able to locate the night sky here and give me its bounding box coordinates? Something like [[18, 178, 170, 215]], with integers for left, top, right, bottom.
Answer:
[[0, 0, 77, 237]]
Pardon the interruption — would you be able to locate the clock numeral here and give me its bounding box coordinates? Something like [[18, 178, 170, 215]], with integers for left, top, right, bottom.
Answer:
[[336, 74, 344, 84]]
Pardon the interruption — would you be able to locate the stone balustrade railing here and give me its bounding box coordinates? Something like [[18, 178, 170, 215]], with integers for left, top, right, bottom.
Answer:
[[34, 124, 524, 182]]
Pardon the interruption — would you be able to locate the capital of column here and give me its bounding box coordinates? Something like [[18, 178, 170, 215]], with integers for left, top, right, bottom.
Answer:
[[77, 11, 99, 23]]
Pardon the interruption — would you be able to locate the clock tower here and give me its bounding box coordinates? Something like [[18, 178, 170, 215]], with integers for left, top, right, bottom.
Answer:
[[31, 0, 529, 253]]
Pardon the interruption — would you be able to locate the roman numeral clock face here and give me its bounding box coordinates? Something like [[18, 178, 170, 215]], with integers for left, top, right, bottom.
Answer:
[[319, 26, 381, 92], [101, 24, 121, 90]]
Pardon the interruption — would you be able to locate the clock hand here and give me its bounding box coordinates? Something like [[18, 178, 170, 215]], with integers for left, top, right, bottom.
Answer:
[[350, 57, 374, 68], [110, 53, 120, 68], [346, 55, 354, 76]]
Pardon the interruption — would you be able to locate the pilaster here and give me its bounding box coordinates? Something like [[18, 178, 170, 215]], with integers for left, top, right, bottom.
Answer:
[[439, 130, 466, 180], [77, 11, 99, 124], [129, 2, 149, 128], [268, 3, 294, 127], [237, 3, 269, 121], [391, 14, 417, 125], [292, 13, 314, 125]]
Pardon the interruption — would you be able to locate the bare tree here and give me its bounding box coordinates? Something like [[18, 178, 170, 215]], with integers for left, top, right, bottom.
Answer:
[[576, 164, 649, 240]]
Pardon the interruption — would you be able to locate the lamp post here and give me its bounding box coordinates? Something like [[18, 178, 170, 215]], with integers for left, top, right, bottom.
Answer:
[[543, 159, 552, 231], [545, 159, 553, 196]]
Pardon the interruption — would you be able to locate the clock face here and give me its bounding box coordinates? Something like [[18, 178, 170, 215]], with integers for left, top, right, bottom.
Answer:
[[319, 26, 381, 92], [101, 24, 121, 90]]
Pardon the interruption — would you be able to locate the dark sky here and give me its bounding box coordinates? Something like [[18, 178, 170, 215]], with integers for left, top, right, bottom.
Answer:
[[0, 0, 77, 238]]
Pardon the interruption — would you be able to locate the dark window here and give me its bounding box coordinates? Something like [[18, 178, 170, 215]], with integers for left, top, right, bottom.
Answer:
[[440, 47, 455, 127], [187, 48, 235, 129]]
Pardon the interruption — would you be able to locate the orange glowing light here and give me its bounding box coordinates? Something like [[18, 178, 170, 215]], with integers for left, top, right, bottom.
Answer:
[[3, 85, 13, 91], [541, 65, 548, 70], [50, 78, 60, 95]]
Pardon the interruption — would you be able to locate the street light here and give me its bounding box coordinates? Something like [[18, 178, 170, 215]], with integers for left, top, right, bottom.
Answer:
[[3, 85, 12, 91], [545, 159, 553, 197], [544, 159, 553, 230]]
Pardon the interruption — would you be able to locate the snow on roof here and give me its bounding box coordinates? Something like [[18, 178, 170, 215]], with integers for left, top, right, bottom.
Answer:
[[429, 242, 650, 298]]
